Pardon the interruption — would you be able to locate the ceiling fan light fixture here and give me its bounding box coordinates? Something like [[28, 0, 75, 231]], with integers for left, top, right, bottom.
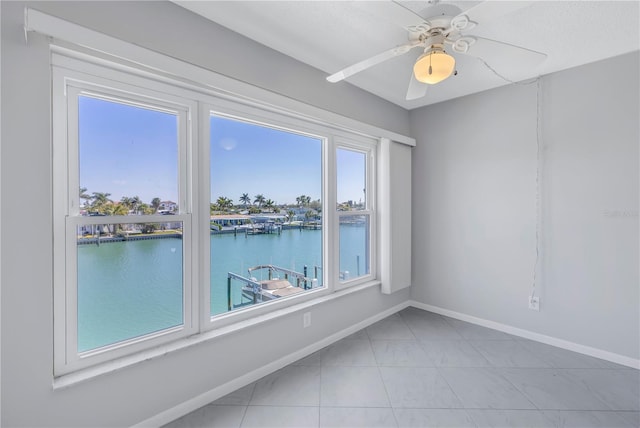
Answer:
[[413, 49, 456, 84]]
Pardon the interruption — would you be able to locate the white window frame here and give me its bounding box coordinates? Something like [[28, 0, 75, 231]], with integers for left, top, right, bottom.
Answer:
[[334, 140, 377, 290], [52, 51, 381, 376], [201, 99, 378, 329], [203, 105, 332, 326], [52, 64, 199, 375]]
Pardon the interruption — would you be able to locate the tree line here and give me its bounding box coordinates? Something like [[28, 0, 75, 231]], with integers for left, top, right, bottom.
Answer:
[[80, 187, 164, 215], [211, 193, 321, 216], [80, 186, 322, 219]]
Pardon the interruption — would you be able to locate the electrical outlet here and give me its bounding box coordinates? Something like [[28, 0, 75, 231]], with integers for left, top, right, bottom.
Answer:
[[528, 296, 540, 311], [303, 312, 311, 328]]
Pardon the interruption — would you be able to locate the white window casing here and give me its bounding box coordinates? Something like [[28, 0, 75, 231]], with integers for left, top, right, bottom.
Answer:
[[53, 66, 199, 375]]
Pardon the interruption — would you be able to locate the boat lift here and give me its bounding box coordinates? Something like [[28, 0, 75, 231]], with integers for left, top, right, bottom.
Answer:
[[227, 264, 319, 310]]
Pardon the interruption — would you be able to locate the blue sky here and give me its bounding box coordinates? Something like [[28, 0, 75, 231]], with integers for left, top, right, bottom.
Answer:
[[79, 96, 178, 204], [211, 115, 367, 206], [79, 96, 366, 207], [210, 115, 321, 205], [337, 148, 366, 206]]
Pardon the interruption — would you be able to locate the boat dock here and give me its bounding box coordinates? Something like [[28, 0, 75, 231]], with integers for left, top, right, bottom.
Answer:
[[227, 264, 320, 310]]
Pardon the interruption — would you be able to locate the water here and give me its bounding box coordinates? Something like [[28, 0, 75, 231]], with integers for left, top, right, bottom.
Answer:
[[211, 228, 323, 315], [77, 238, 184, 352], [77, 225, 366, 352]]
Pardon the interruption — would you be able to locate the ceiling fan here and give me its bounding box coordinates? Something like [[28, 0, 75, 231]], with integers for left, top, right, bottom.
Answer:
[[326, 1, 547, 100]]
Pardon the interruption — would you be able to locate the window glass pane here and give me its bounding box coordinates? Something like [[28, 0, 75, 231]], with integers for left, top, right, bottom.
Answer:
[[76, 222, 183, 352], [78, 95, 178, 215], [337, 148, 366, 211], [339, 215, 370, 281], [210, 115, 323, 316]]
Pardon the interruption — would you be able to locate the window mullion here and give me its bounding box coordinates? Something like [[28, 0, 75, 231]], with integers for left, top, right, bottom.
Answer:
[[326, 136, 339, 290], [198, 102, 212, 328]]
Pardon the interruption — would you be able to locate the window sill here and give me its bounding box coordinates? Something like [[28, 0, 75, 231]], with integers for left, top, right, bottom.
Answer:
[[52, 279, 381, 389]]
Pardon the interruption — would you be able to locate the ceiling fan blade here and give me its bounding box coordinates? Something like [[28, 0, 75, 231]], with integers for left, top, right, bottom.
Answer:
[[327, 42, 421, 83], [456, 1, 535, 26], [406, 71, 427, 101], [456, 36, 546, 70]]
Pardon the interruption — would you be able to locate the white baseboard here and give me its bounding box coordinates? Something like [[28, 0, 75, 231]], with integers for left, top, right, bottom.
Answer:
[[133, 300, 410, 428], [409, 300, 640, 370]]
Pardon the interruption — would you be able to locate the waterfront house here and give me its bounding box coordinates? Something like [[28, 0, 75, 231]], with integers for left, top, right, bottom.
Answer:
[[210, 214, 252, 228], [158, 200, 178, 213]]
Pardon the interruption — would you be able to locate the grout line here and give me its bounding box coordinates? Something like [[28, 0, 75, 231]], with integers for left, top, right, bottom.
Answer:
[[317, 358, 322, 426], [464, 340, 497, 368], [493, 368, 545, 411], [238, 381, 257, 427], [433, 365, 466, 411], [374, 363, 395, 415]]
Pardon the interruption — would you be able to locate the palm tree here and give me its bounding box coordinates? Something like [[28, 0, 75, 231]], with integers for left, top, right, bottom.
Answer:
[[104, 203, 128, 216], [296, 195, 311, 207], [91, 192, 111, 204], [90, 192, 112, 213], [79, 187, 91, 206], [239, 193, 251, 208], [254, 194, 266, 207], [103, 202, 128, 233], [287, 210, 296, 223], [151, 197, 161, 213], [216, 196, 233, 212], [264, 199, 274, 211], [120, 196, 133, 210], [138, 203, 155, 215], [130, 196, 142, 213]]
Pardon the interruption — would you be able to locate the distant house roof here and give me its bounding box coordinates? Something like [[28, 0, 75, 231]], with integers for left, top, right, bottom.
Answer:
[[210, 214, 251, 220]]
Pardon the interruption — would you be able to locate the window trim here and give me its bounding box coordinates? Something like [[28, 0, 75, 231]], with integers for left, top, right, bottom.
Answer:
[[204, 105, 332, 327], [334, 140, 377, 290], [53, 67, 200, 374], [51, 50, 386, 377], [201, 100, 378, 329]]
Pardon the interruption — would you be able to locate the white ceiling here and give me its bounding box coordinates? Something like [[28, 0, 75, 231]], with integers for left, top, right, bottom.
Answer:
[[174, 1, 639, 110]]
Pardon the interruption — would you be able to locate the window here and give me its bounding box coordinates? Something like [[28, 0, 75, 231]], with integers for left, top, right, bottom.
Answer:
[[209, 114, 324, 315], [53, 55, 379, 375], [336, 146, 374, 285], [53, 69, 196, 374]]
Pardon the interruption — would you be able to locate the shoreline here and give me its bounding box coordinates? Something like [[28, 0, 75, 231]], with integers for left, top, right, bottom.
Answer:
[[77, 233, 182, 245]]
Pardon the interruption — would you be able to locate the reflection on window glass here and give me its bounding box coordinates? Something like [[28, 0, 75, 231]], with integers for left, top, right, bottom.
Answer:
[[78, 95, 178, 215], [337, 148, 366, 211], [339, 215, 370, 281], [210, 115, 323, 315], [76, 222, 183, 352]]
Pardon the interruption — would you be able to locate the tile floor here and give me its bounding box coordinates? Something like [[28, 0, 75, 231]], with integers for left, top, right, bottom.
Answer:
[[163, 307, 639, 427]]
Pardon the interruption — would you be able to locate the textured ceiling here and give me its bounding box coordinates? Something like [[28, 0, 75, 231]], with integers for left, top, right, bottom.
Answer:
[[174, 1, 640, 110]]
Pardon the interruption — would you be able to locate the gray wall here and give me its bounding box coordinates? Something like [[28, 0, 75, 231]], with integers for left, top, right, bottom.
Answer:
[[0, 2, 409, 426], [410, 52, 639, 360]]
